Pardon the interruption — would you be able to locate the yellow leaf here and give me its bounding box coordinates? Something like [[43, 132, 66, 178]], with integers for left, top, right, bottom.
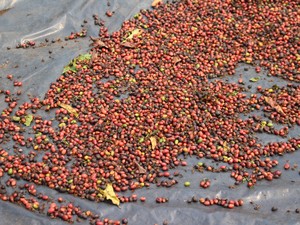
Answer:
[[125, 29, 143, 41], [99, 183, 120, 206], [150, 136, 157, 150], [152, 0, 162, 7], [58, 103, 78, 118], [24, 114, 33, 126]]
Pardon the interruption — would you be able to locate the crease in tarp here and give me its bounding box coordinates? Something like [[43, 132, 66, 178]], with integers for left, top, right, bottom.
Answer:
[[0, 0, 18, 10], [21, 15, 66, 43]]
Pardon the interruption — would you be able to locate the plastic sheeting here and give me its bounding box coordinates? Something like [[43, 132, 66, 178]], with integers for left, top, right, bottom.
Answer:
[[0, 1, 299, 225]]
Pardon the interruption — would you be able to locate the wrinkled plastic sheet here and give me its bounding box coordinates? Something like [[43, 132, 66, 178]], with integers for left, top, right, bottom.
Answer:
[[0, 1, 299, 225]]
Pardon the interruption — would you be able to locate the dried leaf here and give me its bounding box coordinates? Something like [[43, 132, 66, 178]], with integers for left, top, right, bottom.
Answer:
[[172, 57, 181, 64], [264, 97, 285, 115], [90, 50, 98, 65], [99, 183, 120, 206], [152, 0, 162, 7], [274, 105, 285, 115], [121, 42, 136, 48], [24, 114, 33, 126], [249, 77, 260, 82], [150, 136, 157, 150], [134, 160, 146, 174], [264, 97, 276, 107], [90, 36, 107, 48], [125, 29, 143, 41], [0, 8, 12, 16], [58, 103, 79, 117]]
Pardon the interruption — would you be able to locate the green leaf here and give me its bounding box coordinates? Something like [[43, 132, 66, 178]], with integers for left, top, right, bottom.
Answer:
[[139, 137, 145, 143], [63, 64, 77, 74], [124, 29, 143, 42], [12, 116, 20, 122], [62, 54, 91, 74], [24, 114, 33, 126], [231, 91, 238, 96], [77, 53, 91, 61], [249, 77, 260, 82]]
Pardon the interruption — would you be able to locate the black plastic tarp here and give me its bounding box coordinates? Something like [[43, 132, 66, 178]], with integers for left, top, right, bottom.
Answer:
[[0, 1, 299, 225]]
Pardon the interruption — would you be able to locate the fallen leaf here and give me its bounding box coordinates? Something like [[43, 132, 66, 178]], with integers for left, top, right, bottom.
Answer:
[[249, 77, 260, 82], [12, 116, 20, 122], [63, 63, 77, 74], [150, 136, 157, 150], [90, 36, 107, 48], [274, 105, 285, 115], [63, 53, 92, 74], [124, 29, 143, 41], [139, 137, 145, 143], [264, 97, 285, 115], [24, 114, 33, 126], [0, 8, 12, 16], [134, 160, 146, 174], [99, 183, 120, 206], [152, 0, 162, 7], [90, 50, 98, 65], [77, 53, 91, 61], [121, 42, 136, 48], [172, 56, 181, 64], [264, 97, 276, 108], [58, 103, 79, 117]]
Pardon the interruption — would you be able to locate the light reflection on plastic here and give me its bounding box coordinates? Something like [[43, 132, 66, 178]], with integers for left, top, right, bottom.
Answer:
[[21, 15, 66, 43]]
